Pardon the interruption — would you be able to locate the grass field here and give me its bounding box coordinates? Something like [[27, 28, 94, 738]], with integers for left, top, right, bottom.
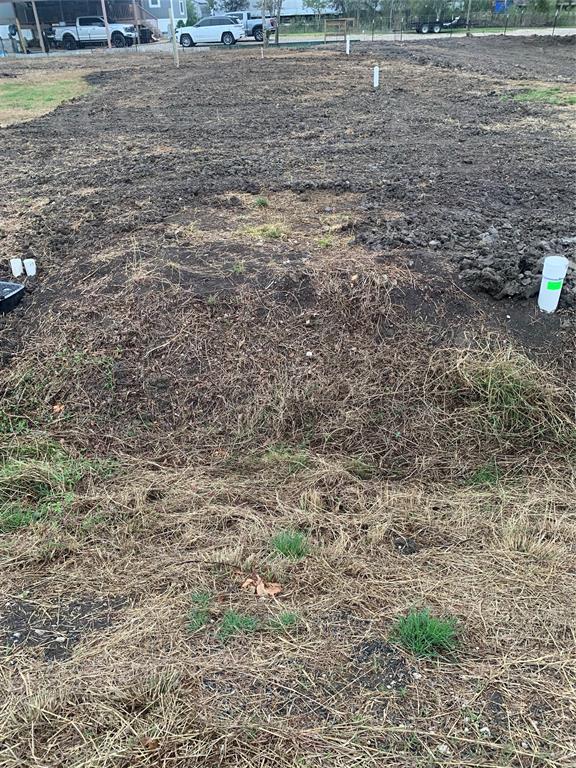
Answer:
[[0, 75, 87, 126]]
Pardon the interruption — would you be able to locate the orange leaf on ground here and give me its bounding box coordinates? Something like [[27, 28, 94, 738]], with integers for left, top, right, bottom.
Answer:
[[241, 574, 282, 598]]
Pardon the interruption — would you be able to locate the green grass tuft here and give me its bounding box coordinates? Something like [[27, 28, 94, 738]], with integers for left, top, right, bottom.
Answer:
[[271, 529, 309, 560], [468, 459, 499, 486], [269, 611, 299, 631], [391, 609, 458, 657], [187, 592, 212, 633], [218, 611, 258, 641], [511, 87, 576, 106], [255, 196, 269, 208]]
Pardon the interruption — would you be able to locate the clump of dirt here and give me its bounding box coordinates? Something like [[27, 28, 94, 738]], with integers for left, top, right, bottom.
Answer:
[[457, 229, 576, 304]]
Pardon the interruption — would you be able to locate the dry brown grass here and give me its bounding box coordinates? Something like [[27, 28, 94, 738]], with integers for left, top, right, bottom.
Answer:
[[1, 458, 575, 767]]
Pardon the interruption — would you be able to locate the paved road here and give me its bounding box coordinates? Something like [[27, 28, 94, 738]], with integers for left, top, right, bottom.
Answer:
[[1, 27, 574, 58]]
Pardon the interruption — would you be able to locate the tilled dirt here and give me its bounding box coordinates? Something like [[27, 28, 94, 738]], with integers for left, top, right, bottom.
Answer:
[[360, 34, 576, 81], [0, 38, 575, 456]]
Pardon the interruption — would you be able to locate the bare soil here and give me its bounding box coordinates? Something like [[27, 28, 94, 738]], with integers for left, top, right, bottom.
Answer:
[[0, 38, 575, 768]]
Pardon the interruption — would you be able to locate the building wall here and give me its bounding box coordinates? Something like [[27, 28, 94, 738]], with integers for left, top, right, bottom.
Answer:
[[144, 0, 186, 31], [246, 0, 335, 16]]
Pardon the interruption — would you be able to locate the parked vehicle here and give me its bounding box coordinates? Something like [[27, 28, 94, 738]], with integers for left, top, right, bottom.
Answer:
[[53, 17, 137, 49], [224, 11, 275, 42], [411, 16, 467, 33], [176, 16, 242, 47]]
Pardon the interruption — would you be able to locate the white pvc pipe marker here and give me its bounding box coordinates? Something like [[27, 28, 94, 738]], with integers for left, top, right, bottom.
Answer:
[[538, 255, 569, 313], [346, 36, 350, 55], [373, 65, 380, 88]]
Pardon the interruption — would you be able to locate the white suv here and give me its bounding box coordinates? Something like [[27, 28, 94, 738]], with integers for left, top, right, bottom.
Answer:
[[176, 16, 242, 47]]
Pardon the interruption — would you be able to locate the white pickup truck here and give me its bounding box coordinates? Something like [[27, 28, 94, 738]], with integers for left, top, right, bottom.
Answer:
[[225, 11, 275, 42], [53, 16, 137, 49]]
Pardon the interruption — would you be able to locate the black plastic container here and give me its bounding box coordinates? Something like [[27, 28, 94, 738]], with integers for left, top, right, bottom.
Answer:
[[0, 282, 25, 314]]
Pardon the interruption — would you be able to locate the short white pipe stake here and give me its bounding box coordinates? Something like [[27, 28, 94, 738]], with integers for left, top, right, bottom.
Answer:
[[538, 255, 569, 313], [345, 36, 350, 55], [373, 65, 380, 88]]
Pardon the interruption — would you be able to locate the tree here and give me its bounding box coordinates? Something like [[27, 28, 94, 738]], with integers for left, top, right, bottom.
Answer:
[[218, 0, 249, 11], [271, 0, 283, 43], [306, 0, 330, 21], [185, 0, 199, 24]]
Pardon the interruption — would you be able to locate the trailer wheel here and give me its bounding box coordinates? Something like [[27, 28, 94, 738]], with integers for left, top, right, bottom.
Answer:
[[420, 23, 430, 33], [433, 23, 442, 33], [111, 31, 126, 47], [63, 33, 77, 50]]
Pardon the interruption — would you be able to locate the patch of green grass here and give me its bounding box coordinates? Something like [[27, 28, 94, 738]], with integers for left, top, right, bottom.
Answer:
[[218, 611, 258, 641], [511, 87, 576, 106], [468, 460, 500, 486], [0, 491, 74, 534], [317, 235, 334, 248], [391, 609, 458, 658], [230, 260, 246, 275], [261, 445, 309, 474], [187, 592, 212, 633], [255, 196, 269, 208], [0, 440, 111, 533], [0, 77, 88, 113], [244, 224, 287, 240], [0, 503, 42, 533], [269, 611, 299, 631], [271, 530, 309, 560], [0, 414, 28, 435]]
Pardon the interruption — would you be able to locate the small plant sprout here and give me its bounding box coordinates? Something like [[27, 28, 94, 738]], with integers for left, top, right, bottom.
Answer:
[[255, 196, 269, 208], [317, 234, 334, 248], [271, 530, 309, 560], [391, 609, 458, 658], [218, 611, 258, 641], [231, 260, 246, 275]]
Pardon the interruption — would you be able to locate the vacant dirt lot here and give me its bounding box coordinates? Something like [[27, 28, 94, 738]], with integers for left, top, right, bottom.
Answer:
[[0, 37, 575, 767]]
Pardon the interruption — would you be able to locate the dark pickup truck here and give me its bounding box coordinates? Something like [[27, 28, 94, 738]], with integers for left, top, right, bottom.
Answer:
[[411, 16, 467, 34]]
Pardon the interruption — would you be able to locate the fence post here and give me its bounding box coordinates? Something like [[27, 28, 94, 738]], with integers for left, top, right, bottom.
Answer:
[[465, 0, 472, 36], [504, 14, 509, 35], [169, 4, 179, 68], [552, 8, 559, 35]]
